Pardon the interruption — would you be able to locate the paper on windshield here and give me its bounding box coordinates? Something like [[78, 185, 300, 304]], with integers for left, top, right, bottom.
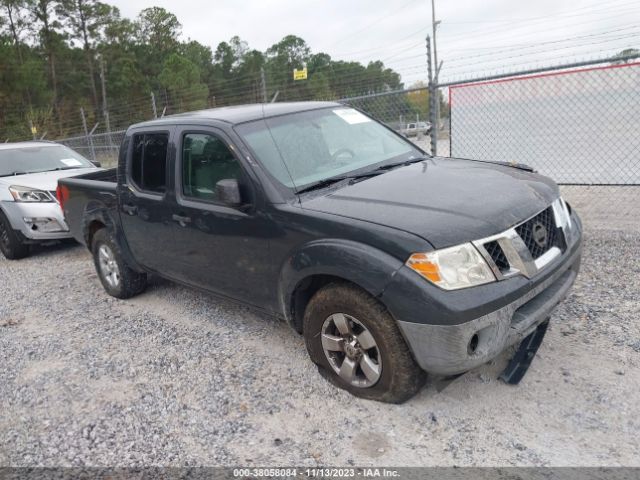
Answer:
[[60, 158, 83, 167], [333, 109, 371, 125]]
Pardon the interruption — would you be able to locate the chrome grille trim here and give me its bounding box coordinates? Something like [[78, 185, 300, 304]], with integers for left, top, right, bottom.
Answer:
[[473, 199, 570, 280]]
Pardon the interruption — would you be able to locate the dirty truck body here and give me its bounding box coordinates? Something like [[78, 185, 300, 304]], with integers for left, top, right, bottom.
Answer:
[[59, 102, 582, 402]]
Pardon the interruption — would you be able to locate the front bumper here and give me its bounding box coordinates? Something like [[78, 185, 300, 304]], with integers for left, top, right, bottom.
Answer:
[[1, 201, 71, 241], [383, 211, 582, 376]]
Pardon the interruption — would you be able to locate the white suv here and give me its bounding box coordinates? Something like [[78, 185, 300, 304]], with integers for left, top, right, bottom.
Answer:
[[402, 121, 432, 137], [0, 141, 99, 259]]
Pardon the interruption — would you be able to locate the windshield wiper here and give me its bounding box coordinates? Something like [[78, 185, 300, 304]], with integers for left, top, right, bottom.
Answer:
[[295, 171, 385, 194], [375, 156, 429, 172], [296, 176, 350, 194], [295, 157, 429, 195]]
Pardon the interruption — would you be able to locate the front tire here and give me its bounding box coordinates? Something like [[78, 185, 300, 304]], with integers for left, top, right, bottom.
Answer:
[[303, 282, 426, 403], [0, 210, 29, 260], [91, 229, 147, 299]]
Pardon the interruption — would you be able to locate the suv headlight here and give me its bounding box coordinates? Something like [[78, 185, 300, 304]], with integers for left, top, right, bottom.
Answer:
[[406, 243, 496, 290], [9, 185, 55, 203]]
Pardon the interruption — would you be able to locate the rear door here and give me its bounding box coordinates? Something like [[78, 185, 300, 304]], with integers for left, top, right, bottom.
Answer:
[[118, 127, 176, 272], [166, 126, 275, 307]]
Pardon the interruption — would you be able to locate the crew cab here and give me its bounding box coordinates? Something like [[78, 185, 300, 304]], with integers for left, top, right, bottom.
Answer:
[[58, 102, 582, 403]]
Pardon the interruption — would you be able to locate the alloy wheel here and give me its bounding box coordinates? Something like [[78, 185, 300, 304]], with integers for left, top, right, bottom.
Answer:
[[98, 244, 120, 288], [321, 313, 382, 388]]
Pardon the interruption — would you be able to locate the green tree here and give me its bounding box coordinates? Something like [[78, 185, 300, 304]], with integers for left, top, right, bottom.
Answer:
[[265, 35, 311, 101], [136, 6, 180, 54], [57, 0, 116, 115], [135, 6, 181, 91], [159, 53, 208, 112], [27, 0, 64, 131]]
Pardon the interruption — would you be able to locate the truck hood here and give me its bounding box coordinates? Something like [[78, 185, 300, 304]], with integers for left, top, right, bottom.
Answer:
[[300, 157, 560, 248], [0, 168, 99, 191]]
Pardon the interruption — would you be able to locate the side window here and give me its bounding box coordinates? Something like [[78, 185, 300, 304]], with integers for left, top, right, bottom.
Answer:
[[181, 133, 242, 202], [130, 133, 168, 193]]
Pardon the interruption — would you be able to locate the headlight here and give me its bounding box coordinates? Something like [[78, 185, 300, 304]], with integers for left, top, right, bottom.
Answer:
[[9, 185, 55, 203], [406, 243, 496, 290]]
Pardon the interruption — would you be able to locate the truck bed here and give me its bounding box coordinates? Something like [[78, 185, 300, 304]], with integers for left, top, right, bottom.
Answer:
[[58, 168, 118, 246]]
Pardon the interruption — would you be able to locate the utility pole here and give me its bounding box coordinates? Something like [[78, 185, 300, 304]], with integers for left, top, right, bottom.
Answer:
[[426, 35, 437, 156], [431, 0, 441, 133]]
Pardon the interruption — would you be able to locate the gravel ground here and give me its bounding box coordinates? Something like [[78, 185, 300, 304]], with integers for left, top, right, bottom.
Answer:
[[0, 208, 638, 467]]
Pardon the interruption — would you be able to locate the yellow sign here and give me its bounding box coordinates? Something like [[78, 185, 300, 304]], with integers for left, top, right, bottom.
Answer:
[[293, 68, 308, 81], [31, 125, 37, 135]]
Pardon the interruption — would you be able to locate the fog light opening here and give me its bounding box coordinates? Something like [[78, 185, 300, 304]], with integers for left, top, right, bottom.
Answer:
[[468, 334, 479, 355]]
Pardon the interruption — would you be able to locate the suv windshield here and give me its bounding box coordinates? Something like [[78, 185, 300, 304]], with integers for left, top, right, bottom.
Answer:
[[0, 145, 94, 177], [235, 107, 422, 191]]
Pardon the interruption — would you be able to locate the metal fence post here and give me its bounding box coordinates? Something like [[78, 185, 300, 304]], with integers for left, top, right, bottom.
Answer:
[[151, 92, 158, 119], [260, 67, 267, 103], [80, 107, 97, 162], [426, 35, 437, 156]]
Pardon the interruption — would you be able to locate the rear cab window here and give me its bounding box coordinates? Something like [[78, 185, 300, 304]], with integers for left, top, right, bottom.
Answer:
[[130, 132, 169, 194]]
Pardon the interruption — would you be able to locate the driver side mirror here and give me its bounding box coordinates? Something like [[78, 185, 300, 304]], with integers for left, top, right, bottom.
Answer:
[[91, 160, 102, 167], [215, 178, 242, 206]]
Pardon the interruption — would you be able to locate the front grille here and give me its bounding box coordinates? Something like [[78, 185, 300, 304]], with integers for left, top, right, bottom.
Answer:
[[515, 207, 559, 259], [484, 240, 510, 272]]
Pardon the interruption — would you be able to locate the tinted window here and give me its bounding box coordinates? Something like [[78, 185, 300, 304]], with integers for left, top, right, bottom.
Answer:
[[182, 133, 241, 201], [130, 133, 168, 193]]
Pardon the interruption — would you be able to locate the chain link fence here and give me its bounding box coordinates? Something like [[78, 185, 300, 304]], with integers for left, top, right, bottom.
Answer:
[[56, 56, 639, 224], [445, 58, 640, 222], [449, 61, 640, 185]]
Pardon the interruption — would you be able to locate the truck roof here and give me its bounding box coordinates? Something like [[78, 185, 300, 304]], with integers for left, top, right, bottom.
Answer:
[[131, 101, 343, 128]]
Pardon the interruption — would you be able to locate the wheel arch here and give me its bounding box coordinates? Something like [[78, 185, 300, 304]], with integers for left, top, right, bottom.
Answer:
[[82, 202, 116, 249], [82, 202, 143, 273], [278, 239, 404, 333]]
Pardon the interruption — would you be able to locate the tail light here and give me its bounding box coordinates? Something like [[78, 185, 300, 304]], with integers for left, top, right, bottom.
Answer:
[[56, 184, 69, 211]]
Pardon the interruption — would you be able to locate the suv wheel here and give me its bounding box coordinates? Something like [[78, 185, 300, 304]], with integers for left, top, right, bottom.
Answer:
[[0, 210, 29, 260], [91, 229, 147, 299], [303, 282, 426, 403]]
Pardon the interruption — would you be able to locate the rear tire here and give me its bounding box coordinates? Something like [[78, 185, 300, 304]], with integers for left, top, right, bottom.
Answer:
[[303, 282, 426, 403], [0, 210, 29, 260], [91, 228, 147, 299]]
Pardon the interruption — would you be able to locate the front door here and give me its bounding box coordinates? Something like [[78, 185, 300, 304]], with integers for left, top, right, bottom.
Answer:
[[118, 128, 175, 273], [167, 127, 274, 308]]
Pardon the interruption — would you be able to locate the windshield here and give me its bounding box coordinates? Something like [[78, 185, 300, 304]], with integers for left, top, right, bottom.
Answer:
[[0, 145, 94, 177], [235, 107, 422, 190]]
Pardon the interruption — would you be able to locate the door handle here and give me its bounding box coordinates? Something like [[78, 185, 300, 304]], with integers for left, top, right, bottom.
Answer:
[[172, 214, 192, 226], [122, 204, 138, 215]]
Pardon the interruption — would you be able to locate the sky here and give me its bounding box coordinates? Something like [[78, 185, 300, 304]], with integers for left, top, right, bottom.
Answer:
[[108, 0, 640, 86]]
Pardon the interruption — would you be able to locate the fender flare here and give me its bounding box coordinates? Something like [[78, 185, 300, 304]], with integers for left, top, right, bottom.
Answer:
[[82, 201, 143, 272], [278, 238, 405, 328]]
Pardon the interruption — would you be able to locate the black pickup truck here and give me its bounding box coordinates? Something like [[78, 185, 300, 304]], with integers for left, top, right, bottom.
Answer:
[[58, 102, 582, 403]]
